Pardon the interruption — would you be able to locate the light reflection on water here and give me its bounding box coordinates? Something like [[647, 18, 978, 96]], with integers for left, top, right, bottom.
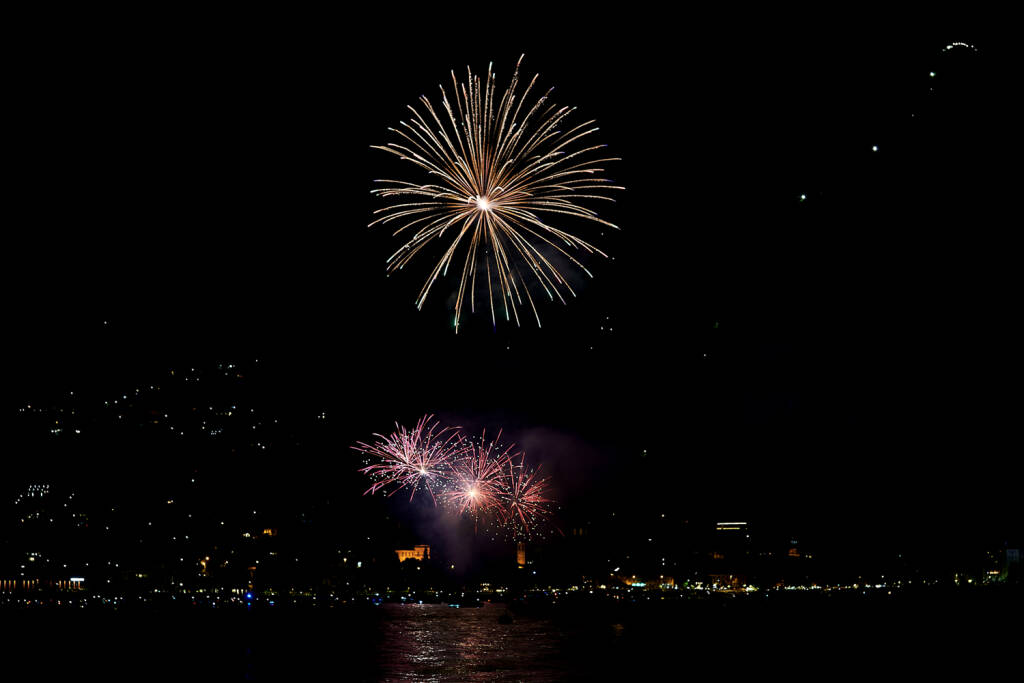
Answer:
[[9, 595, 1012, 680], [377, 603, 570, 682]]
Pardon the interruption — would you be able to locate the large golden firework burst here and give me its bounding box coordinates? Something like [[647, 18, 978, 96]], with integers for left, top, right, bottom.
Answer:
[[370, 55, 622, 332]]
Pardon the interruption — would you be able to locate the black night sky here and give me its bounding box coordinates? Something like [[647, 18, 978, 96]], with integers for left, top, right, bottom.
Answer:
[[7, 17, 1016, 563]]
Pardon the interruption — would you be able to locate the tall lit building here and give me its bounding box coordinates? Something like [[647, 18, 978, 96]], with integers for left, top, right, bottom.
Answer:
[[710, 521, 752, 569]]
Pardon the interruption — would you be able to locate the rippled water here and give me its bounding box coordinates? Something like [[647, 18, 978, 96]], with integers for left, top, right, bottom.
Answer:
[[377, 603, 573, 681], [6, 590, 1018, 681]]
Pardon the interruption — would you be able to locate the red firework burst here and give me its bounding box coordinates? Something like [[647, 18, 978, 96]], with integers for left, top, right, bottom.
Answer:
[[500, 453, 553, 538]]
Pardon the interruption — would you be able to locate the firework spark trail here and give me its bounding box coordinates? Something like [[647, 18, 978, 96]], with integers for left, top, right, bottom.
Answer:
[[441, 429, 517, 518], [352, 415, 467, 503], [371, 55, 622, 331], [500, 453, 553, 538]]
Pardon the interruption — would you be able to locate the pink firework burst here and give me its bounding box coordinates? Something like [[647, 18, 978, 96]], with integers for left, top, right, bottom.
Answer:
[[352, 414, 467, 503], [442, 430, 516, 518]]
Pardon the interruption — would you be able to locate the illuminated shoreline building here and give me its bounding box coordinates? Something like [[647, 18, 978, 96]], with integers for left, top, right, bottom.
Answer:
[[395, 545, 430, 563]]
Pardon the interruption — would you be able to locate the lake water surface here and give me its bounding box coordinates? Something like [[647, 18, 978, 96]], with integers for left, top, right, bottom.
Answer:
[[4, 591, 1019, 681]]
